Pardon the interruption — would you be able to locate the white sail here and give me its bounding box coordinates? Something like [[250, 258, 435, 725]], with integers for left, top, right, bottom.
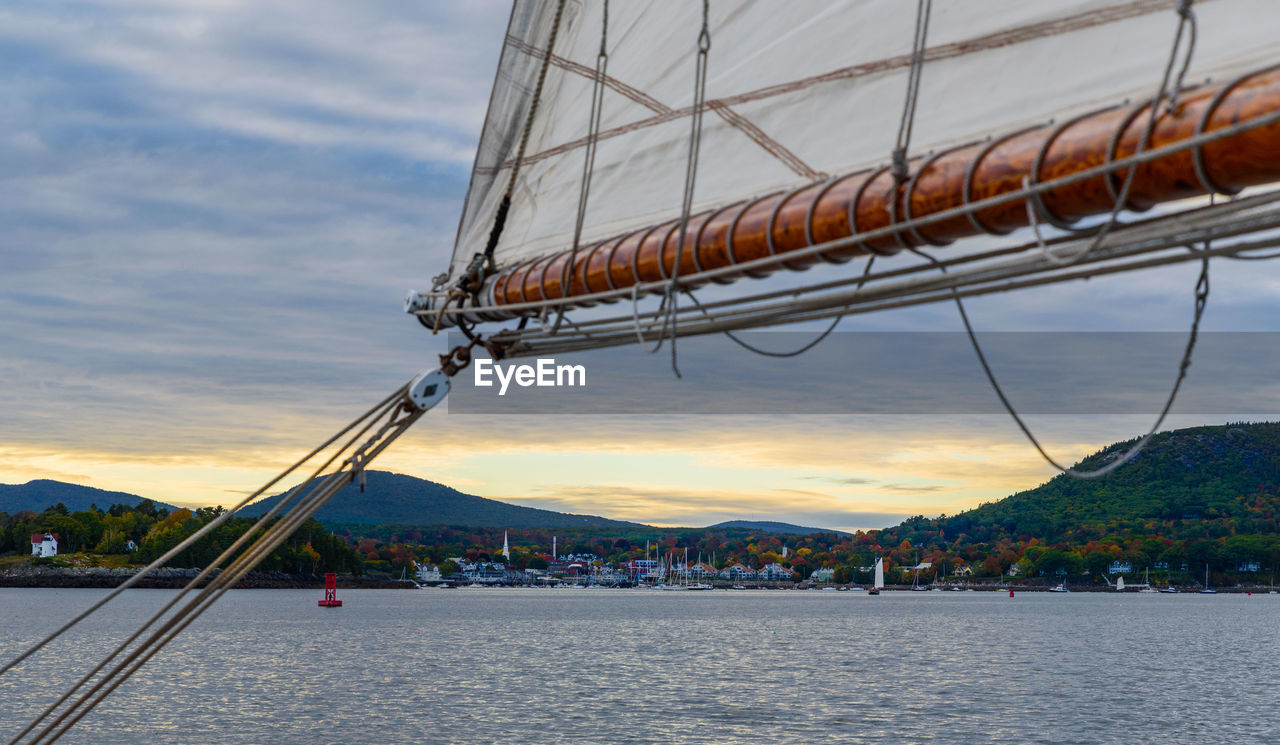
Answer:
[[448, 0, 1280, 281], [873, 557, 885, 589]]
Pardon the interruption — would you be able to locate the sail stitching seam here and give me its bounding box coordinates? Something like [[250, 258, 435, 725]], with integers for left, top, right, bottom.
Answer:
[[476, 0, 1195, 177]]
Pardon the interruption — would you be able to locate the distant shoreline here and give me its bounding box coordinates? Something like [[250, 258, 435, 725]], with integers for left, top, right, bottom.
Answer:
[[0, 566, 413, 590]]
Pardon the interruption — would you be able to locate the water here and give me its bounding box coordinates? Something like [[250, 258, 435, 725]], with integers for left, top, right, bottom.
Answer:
[[2, 588, 1278, 744]]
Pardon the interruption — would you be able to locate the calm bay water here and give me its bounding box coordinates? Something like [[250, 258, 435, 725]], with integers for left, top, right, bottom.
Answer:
[[1, 587, 1278, 744]]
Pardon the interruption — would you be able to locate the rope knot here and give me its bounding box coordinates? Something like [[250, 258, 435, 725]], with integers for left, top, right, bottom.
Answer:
[[891, 148, 910, 184]]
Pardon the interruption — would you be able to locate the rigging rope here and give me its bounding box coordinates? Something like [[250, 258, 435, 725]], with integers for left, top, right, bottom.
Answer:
[[0, 385, 407, 681], [6, 380, 432, 745], [888, 0, 1208, 479], [1049, 0, 1198, 265], [662, 0, 712, 378], [553, 0, 609, 335], [694, 255, 876, 358], [949, 248, 1211, 479]]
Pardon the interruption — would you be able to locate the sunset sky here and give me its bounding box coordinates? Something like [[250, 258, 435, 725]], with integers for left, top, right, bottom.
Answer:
[[3, 1, 1278, 532]]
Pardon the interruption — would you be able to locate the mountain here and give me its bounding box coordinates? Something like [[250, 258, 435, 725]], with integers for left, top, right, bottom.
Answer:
[[706, 520, 849, 536], [883, 422, 1280, 546], [0, 480, 179, 515], [239, 470, 643, 529]]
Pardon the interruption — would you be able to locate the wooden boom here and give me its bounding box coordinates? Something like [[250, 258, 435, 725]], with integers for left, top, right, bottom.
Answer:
[[485, 64, 1280, 312]]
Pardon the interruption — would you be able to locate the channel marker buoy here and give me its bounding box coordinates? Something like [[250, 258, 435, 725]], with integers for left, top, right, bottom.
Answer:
[[318, 572, 343, 607]]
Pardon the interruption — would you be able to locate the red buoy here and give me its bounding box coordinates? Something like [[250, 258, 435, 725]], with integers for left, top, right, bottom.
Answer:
[[1009, 589, 1015, 598], [318, 572, 343, 607]]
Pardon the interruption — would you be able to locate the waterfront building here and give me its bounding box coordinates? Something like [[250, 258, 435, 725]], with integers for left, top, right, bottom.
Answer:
[[809, 567, 835, 583], [760, 563, 795, 581], [719, 564, 757, 581], [30, 533, 58, 557]]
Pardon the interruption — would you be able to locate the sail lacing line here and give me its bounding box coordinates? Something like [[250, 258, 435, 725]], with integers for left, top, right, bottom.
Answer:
[[661, 0, 713, 378], [1040, 0, 1201, 268], [2, 380, 441, 744], [923, 0, 1215, 479], [553, 0, 609, 335]]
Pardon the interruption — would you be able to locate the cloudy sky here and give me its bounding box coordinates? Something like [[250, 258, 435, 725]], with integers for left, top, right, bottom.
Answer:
[[2, 1, 1278, 531]]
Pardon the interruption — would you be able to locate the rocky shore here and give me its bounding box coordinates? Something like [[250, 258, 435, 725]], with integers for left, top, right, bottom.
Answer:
[[0, 565, 416, 589]]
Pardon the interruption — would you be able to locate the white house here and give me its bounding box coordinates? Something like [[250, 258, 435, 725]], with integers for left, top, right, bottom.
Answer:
[[30, 532, 58, 557], [1108, 560, 1133, 574], [719, 564, 757, 580], [809, 567, 835, 582], [759, 563, 794, 581]]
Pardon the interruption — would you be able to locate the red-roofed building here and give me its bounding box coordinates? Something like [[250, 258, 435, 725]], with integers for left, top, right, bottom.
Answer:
[[31, 532, 59, 557]]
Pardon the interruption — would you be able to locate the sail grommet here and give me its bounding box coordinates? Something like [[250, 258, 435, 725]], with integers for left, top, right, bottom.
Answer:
[[695, 202, 741, 284], [1191, 66, 1276, 197], [767, 182, 819, 271], [806, 171, 865, 265], [1104, 99, 1161, 213], [727, 191, 784, 278]]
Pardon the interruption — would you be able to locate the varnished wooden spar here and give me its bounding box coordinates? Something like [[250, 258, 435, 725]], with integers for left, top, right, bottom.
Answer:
[[489, 64, 1280, 310]]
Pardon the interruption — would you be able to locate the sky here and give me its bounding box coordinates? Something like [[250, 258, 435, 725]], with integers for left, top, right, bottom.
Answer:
[[2, 1, 1279, 532]]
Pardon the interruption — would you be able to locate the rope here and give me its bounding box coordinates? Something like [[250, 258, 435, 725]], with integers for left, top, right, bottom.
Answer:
[[0, 385, 407, 681], [704, 255, 875, 358], [663, 0, 712, 378], [1054, 0, 1198, 266], [480, 0, 567, 271], [553, 0, 609, 334], [879, 0, 1209, 480], [15, 397, 406, 745], [9, 386, 424, 745], [903, 241, 1211, 480], [891, 0, 931, 185], [34, 406, 423, 745]]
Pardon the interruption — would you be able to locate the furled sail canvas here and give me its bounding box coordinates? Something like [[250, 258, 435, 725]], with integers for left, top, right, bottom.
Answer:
[[414, 0, 1280, 341]]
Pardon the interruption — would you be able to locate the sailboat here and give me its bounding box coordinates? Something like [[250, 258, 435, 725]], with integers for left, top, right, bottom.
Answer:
[[869, 557, 884, 595], [10, 2, 1280, 739], [1199, 565, 1218, 594], [1138, 567, 1159, 593]]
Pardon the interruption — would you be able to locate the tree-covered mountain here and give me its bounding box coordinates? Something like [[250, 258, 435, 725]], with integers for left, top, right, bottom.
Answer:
[[706, 520, 849, 536], [882, 422, 1280, 548], [0, 480, 178, 515], [239, 470, 644, 529]]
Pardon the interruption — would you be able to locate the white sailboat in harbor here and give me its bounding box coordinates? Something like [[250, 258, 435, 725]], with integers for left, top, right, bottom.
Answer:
[[1199, 565, 1217, 594], [869, 557, 884, 595]]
